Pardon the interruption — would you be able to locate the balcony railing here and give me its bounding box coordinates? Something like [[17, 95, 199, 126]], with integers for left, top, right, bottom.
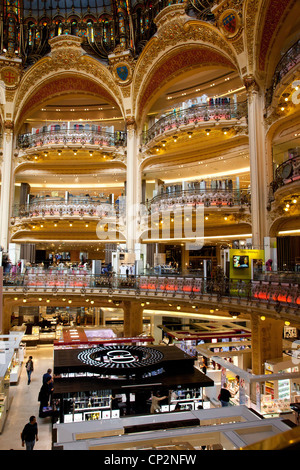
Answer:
[[3, 273, 300, 310], [142, 101, 248, 145], [12, 197, 126, 220], [17, 128, 127, 150], [271, 155, 300, 193], [146, 188, 251, 210], [266, 38, 300, 108]]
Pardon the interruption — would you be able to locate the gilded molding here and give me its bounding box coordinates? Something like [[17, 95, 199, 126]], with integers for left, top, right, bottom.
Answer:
[[13, 39, 123, 126]]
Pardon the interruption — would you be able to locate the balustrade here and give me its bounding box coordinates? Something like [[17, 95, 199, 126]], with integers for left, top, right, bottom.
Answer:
[[265, 38, 300, 108], [3, 273, 300, 309], [142, 101, 248, 145], [13, 197, 126, 221], [146, 188, 251, 210], [271, 155, 300, 193], [17, 128, 127, 150]]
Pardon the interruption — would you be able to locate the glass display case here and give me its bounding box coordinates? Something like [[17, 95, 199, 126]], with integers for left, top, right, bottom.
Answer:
[[57, 390, 115, 423]]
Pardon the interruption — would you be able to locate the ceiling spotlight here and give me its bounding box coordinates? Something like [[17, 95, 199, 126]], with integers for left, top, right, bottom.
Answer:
[[89, 151, 93, 156], [205, 129, 210, 136], [222, 128, 229, 135], [57, 149, 62, 156], [285, 321, 291, 326], [187, 132, 193, 138], [173, 136, 178, 142], [141, 302, 145, 307], [44, 151, 48, 156], [176, 305, 181, 310], [224, 215, 228, 221], [73, 150, 78, 156], [162, 141, 167, 147], [292, 196, 297, 204], [260, 315, 266, 321]]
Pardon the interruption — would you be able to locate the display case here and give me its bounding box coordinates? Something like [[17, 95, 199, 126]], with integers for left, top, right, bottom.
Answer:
[[264, 357, 300, 401], [166, 387, 205, 412], [10, 343, 26, 384], [58, 390, 115, 423], [260, 394, 291, 417]]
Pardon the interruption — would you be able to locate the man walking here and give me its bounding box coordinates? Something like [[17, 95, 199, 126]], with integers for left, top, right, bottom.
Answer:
[[21, 416, 38, 450]]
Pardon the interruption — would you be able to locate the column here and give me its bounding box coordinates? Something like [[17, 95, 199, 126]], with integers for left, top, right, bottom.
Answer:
[[0, 120, 14, 253], [251, 314, 284, 375], [244, 77, 268, 250], [125, 118, 140, 254], [123, 300, 143, 338], [0, 267, 2, 334]]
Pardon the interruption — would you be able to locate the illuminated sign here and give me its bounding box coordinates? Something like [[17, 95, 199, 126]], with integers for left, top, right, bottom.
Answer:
[[77, 345, 164, 370]]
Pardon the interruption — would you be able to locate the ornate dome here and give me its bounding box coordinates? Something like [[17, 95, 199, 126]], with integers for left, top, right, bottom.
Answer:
[[1, 0, 215, 66]]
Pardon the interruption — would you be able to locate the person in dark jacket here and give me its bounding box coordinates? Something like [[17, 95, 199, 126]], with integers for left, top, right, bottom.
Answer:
[[219, 383, 231, 407], [38, 377, 53, 417], [21, 416, 38, 450]]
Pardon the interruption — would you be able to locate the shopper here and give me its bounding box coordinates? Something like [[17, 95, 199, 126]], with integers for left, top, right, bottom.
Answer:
[[218, 383, 231, 407], [150, 391, 167, 414], [42, 368, 52, 384], [38, 377, 52, 417], [21, 416, 38, 450], [25, 356, 34, 385]]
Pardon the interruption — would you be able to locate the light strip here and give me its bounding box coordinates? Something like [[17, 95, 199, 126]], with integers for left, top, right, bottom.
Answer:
[[14, 183, 124, 189], [164, 167, 250, 183], [278, 229, 300, 235], [143, 310, 231, 320], [142, 234, 252, 242]]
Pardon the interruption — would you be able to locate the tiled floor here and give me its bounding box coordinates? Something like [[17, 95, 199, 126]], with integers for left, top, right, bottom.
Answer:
[[0, 345, 54, 450]]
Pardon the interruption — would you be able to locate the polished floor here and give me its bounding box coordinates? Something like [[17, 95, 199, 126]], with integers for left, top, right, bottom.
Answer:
[[0, 345, 53, 451]]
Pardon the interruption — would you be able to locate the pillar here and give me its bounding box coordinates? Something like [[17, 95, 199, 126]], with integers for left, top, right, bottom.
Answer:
[[0, 267, 2, 334], [0, 120, 14, 253], [125, 117, 140, 254], [244, 77, 268, 250], [251, 314, 284, 375], [123, 300, 143, 338]]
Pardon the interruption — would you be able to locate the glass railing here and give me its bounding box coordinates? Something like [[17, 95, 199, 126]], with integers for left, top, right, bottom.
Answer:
[[17, 128, 127, 150], [2, 273, 300, 308], [142, 100, 248, 145]]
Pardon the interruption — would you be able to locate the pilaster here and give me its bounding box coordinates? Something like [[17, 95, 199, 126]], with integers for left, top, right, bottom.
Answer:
[[0, 118, 14, 252], [125, 117, 141, 254], [123, 300, 143, 338], [244, 76, 268, 249], [251, 314, 284, 375]]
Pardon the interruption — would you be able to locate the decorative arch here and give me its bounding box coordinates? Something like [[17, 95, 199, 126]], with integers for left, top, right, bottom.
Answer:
[[256, 0, 298, 73], [132, 7, 239, 125], [13, 37, 124, 132], [135, 44, 236, 124]]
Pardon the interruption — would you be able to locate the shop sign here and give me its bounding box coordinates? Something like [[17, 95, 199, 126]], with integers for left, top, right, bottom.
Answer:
[[77, 344, 164, 370]]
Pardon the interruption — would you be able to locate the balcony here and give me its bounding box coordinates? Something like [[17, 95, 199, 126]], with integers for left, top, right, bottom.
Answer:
[[271, 155, 300, 197], [13, 196, 124, 217], [142, 100, 248, 146], [266, 38, 300, 108], [146, 188, 251, 212], [3, 273, 300, 314], [17, 127, 127, 152]]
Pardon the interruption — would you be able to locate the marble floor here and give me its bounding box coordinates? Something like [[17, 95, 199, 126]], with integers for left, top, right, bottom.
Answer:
[[0, 345, 54, 451]]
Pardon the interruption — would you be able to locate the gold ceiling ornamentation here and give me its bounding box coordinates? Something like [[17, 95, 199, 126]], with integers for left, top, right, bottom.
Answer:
[[13, 37, 123, 130]]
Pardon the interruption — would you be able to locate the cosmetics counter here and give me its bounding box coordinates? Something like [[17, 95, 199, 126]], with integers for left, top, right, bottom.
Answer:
[[52, 344, 214, 424]]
